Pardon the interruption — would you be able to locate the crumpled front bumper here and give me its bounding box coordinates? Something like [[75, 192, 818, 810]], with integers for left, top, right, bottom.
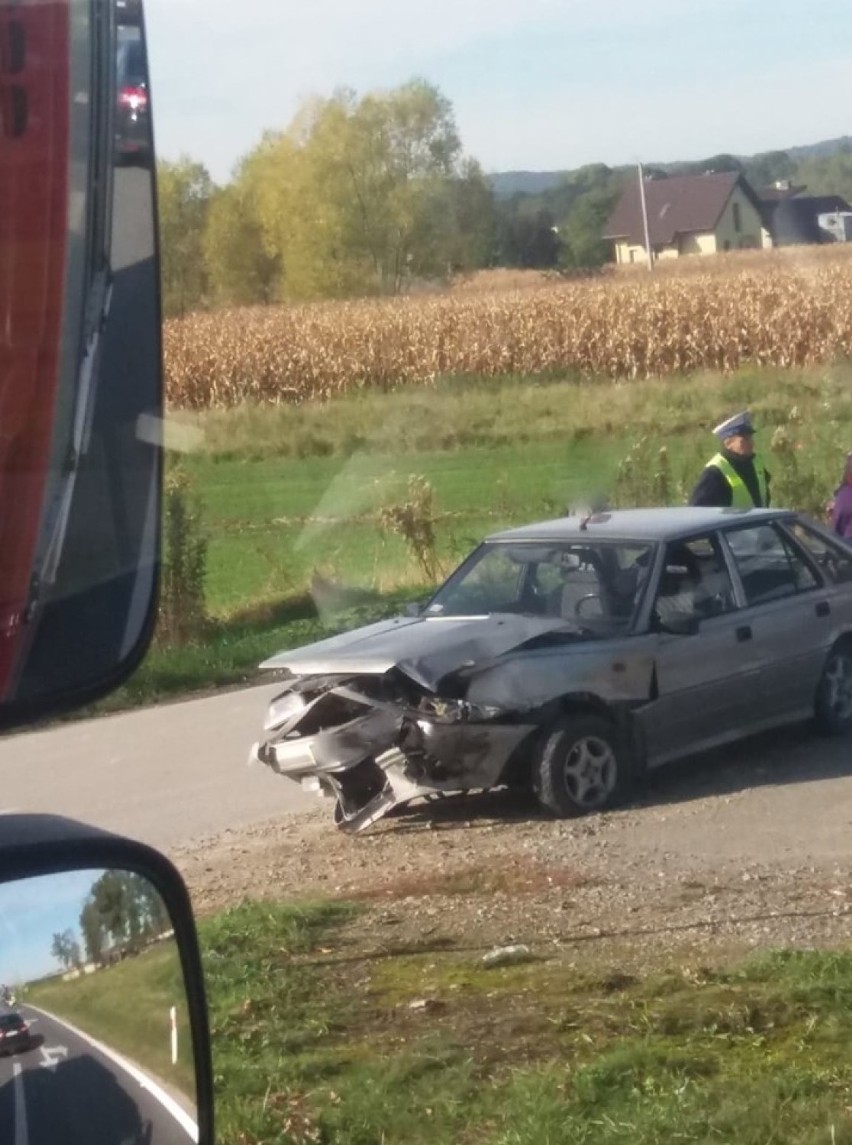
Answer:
[[250, 685, 533, 832], [251, 705, 403, 779]]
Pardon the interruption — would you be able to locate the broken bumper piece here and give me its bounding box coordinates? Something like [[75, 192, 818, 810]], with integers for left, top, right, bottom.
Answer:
[[252, 695, 531, 833]]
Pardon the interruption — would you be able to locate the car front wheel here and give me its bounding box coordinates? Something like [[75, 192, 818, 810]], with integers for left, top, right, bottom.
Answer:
[[815, 644, 852, 735], [532, 713, 632, 818]]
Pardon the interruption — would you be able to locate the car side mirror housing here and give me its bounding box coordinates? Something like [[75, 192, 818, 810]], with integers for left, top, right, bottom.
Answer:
[[0, 814, 214, 1144], [403, 602, 424, 617]]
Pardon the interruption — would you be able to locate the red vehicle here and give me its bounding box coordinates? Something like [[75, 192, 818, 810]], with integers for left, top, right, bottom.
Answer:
[[0, 1, 71, 702]]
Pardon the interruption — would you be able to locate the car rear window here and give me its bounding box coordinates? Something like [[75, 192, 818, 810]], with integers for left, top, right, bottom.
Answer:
[[118, 41, 145, 86]]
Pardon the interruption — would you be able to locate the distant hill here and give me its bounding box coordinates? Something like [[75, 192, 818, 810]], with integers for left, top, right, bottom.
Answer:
[[787, 136, 852, 162], [489, 136, 852, 199], [489, 171, 572, 199]]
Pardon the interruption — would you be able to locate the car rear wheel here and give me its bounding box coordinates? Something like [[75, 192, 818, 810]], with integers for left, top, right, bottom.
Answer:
[[815, 644, 852, 735], [532, 714, 632, 818]]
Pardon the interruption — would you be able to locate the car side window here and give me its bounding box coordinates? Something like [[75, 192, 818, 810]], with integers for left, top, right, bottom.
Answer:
[[652, 536, 736, 626], [786, 522, 852, 584], [725, 523, 818, 605]]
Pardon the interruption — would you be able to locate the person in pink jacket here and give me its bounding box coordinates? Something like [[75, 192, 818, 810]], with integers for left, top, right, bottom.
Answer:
[[830, 453, 852, 540]]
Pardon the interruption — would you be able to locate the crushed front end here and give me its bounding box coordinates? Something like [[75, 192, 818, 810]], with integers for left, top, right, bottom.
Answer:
[[250, 669, 531, 833]]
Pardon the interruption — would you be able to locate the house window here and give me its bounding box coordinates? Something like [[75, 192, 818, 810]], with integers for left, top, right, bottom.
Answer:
[[733, 202, 742, 232]]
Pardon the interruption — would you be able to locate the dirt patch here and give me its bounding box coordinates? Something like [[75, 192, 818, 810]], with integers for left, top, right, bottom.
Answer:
[[171, 777, 852, 974]]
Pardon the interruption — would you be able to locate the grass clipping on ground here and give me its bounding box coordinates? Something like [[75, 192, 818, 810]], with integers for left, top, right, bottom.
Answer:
[[204, 900, 852, 1145]]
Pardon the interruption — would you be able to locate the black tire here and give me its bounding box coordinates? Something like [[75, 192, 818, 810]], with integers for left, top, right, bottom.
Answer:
[[814, 643, 852, 735], [532, 713, 632, 818]]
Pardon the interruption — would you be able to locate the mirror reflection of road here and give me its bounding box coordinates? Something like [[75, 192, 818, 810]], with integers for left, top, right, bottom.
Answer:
[[0, 1006, 194, 1145]]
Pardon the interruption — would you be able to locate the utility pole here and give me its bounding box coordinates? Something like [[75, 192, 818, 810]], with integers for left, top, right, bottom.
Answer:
[[637, 162, 654, 271]]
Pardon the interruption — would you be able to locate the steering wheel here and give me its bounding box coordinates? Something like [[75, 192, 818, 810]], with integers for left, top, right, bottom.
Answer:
[[574, 593, 602, 618]]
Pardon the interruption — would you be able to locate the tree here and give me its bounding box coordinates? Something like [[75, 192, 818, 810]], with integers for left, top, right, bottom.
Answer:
[[797, 151, 852, 205], [157, 156, 214, 316], [237, 80, 488, 299], [204, 177, 280, 306], [51, 929, 82, 970], [558, 185, 621, 269], [744, 150, 796, 190], [496, 205, 561, 268], [80, 900, 107, 966], [85, 870, 171, 957]]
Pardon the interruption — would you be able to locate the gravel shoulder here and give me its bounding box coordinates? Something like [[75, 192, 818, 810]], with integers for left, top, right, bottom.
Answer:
[[173, 721, 852, 971]]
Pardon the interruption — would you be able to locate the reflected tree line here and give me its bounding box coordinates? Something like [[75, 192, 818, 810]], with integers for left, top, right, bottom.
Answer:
[[51, 872, 169, 972]]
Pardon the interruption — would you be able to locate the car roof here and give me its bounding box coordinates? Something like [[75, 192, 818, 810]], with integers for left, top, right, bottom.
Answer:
[[486, 507, 794, 544]]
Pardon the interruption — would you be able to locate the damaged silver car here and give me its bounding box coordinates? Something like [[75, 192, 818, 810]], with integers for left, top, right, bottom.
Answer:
[[250, 507, 852, 832]]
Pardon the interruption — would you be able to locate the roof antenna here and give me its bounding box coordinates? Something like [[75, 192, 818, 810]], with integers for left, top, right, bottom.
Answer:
[[579, 511, 593, 532]]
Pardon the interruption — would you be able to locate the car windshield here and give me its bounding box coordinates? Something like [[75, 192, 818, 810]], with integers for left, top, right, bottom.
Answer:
[[426, 539, 654, 628]]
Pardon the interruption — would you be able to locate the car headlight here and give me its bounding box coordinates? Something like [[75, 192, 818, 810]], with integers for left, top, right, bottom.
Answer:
[[264, 691, 308, 731], [423, 698, 504, 724]]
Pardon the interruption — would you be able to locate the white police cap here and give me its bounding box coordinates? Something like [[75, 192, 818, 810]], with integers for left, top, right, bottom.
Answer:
[[712, 410, 755, 440]]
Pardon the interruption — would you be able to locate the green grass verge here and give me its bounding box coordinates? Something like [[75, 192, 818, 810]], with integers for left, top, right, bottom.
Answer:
[[26, 942, 195, 1101], [181, 437, 625, 613], [203, 900, 852, 1145], [175, 362, 852, 619], [95, 362, 852, 714], [176, 365, 852, 463]]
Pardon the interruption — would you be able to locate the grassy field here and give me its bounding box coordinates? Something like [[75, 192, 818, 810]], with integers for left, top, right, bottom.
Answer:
[[26, 941, 195, 1101], [204, 900, 852, 1145], [91, 362, 852, 714]]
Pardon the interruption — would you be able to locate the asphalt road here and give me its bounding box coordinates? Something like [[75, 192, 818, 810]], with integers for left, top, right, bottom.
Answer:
[[0, 1005, 194, 1145], [3, 677, 852, 868], [0, 683, 316, 850]]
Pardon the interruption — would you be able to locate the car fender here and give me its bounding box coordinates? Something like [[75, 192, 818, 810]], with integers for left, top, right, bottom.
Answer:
[[464, 640, 657, 712]]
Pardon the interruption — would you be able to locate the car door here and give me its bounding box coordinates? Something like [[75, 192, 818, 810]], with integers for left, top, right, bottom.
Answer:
[[638, 534, 761, 767], [720, 521, 829, 721]]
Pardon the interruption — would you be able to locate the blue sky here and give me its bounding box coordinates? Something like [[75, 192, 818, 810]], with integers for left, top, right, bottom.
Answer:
[[0, 870, 103, 985], [144, 0, 852, 184]]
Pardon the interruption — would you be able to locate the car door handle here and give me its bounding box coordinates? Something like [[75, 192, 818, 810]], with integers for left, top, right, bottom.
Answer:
[[736, 625, 752, 643], [816, 601, 830, 618]]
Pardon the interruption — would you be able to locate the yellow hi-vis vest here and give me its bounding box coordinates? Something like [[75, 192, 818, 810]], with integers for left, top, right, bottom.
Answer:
[[707, 453, 768, 508]]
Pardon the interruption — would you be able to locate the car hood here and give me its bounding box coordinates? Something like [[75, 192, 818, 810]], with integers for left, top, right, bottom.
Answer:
[[260, 613, 586, 691]]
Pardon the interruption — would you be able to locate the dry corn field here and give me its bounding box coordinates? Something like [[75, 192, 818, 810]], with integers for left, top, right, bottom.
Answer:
[[165, 247, 852, 410]]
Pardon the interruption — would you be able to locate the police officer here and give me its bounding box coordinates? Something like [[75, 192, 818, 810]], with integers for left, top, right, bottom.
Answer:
[[690, 411, 770, 508]]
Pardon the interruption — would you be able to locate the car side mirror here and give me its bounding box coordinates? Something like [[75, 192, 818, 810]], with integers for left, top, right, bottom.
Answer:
[[404, 602, 424, 617], [0, 814, 214, 1144]]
